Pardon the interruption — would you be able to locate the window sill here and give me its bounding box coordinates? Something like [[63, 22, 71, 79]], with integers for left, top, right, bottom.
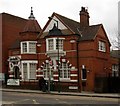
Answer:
[[60, 78, 70, 82], [98, 50, 106, 53], [21, 52, 36, 54]]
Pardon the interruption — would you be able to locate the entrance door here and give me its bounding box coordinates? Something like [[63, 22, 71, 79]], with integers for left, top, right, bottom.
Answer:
[[13, 66, 20, 79]]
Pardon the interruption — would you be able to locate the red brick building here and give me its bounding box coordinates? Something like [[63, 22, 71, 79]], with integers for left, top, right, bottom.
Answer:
[[0, 12, 27, 79], [8, 8, 42, 86], [5, 7, 119, 92], [36, 7, 114, 92]]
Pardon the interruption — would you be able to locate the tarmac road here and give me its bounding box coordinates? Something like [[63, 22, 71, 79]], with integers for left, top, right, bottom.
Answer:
[[2, 91, 119, 105]]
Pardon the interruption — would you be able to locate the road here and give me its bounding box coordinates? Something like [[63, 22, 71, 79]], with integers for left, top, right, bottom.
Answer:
[[2, 91, 119, 105]]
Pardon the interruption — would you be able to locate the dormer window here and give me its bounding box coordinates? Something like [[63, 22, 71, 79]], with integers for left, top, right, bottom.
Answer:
[[21, 41, 37, 54], [98, 41, 106, 52]]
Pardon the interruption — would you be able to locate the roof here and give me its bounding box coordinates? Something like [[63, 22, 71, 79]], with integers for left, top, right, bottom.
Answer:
[[21, 7, 42, 33], [39, 12, 102, 41], [79, 24, 102, 41], [10, 40, 20, 49], [21, 19, 41, 33], [54, 12, 80, 34], [110, 50, 120, 58]]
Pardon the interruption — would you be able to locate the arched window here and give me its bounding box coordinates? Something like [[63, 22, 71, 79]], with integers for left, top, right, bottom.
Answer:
[[43, 64, 49, 78], [60, 62, 70, 79], [42, 61, 53, 80]]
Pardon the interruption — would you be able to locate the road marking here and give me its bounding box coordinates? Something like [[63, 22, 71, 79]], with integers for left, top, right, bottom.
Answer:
[[2, 101, 15, 104], [55, 99, 59, 101], [55, 98, 68, 104], [11, 99, 30, 104], [33, 99, 39, 104]]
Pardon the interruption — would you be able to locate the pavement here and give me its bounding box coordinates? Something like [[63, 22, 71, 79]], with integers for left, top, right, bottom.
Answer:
[[1, 88, 120, 99]]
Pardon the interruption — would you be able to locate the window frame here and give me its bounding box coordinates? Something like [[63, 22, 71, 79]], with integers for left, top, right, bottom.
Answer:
[[21, 41, 37, 54], [98, 41, 106, 52], [21, 61, 37, 80], [112, 64, 119, 77], [60, 62, 70, 80], [46, 38, 64, 52]]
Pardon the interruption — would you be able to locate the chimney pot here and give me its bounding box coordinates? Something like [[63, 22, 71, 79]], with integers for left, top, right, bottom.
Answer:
[[80, 7, 90, 27]]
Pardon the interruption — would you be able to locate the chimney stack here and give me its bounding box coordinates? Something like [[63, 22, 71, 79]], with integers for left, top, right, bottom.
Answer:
[[80, 7, 90, 27]]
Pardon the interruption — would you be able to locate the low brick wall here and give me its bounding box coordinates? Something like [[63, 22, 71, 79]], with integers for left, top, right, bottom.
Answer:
[[3, 80, 79, 92]]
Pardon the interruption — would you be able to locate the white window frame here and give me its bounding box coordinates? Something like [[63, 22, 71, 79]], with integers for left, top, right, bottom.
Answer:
[[60, 62, 70, 80], [112, 64, 119, 77], [43, 64, 49, 79], [56, 39, 63, 50], [46, 38, 64, 52], [21, 60, 38, 80], [21, 41, 37, 54], [98, 41, 106, 52], [29, 63, 37, 79], [42, 63, 53, 80]]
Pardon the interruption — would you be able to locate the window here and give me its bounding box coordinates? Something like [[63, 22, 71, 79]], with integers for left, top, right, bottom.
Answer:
[[29, 42, 36, 53], [48, 39, 54, 51], [112, 64, 119, 77], [22, 42, 27, 53], [42, 63, 53, 80], [60, 62, 70, 79], [21, 41, 37, 54], [82, 69, 87, 80], [22, 61, 37, 80], [29, 63, 36, 79], [56, 39, 63, 50], [98, 41, 106, 52], [46, 38, 64, 52], [23, 63, 27, 80], [43, 64, 49, 78]]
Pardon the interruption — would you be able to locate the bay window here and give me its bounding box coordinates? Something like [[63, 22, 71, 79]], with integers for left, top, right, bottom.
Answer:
[[46, 38, 64, 52], [22, 42, 27, 53], [21, 41, 37, 54], [29, 63, 37, 79], [23, 63, 27, 80], [56, 39, 63, 50], [48, 39, 54, 51], [22, 61, 37, 80]]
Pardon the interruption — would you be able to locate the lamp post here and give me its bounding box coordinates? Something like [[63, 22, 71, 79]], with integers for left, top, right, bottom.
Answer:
[[47, 61, 50, 93], [48, 17, 58, 28], [48, 17, 60, 92]]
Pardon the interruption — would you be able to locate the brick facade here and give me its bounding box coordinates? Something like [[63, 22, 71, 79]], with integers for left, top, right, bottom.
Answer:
[[0, 13, 27, 77], [3, 7, 119, 92]]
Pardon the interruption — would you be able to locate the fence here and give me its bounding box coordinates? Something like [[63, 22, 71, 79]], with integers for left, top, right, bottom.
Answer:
[[94, 73, 120, 93]]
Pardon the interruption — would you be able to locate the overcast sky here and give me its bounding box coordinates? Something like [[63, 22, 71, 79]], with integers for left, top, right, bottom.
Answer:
[[0, 0, 119, 44]]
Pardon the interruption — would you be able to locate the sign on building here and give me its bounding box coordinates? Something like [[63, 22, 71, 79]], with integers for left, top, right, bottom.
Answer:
[[7, 79, 20, 86]]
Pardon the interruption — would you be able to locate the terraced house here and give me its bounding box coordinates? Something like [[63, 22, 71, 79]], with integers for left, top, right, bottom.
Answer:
[[2, 7, 119, 92]]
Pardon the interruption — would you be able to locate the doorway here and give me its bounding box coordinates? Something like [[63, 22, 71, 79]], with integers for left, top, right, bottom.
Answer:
[[13, 66, 20, 79]]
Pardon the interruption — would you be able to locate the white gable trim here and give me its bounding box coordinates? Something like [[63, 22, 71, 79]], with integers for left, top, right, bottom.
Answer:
[[44, 16, 67, 32]]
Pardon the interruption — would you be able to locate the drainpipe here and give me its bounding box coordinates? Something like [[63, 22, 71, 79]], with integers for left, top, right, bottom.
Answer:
[[76, 38, 81, 92]]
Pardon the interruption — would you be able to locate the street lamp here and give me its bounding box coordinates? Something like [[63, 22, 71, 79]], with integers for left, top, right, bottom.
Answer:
[[48, 17, 58, 28], [48, 17, 60, 93]]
